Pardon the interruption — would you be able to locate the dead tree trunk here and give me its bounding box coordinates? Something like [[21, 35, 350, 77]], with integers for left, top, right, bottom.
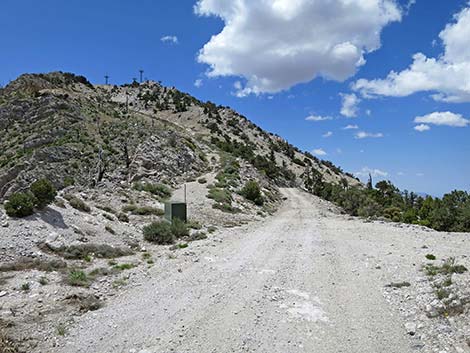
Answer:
[[94, 147, 106, 185]]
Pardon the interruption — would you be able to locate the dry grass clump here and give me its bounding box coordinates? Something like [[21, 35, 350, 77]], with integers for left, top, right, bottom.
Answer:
[[0, 257, 67, 273], [0, 321, 18, 353], [39, 243, 133, 260]]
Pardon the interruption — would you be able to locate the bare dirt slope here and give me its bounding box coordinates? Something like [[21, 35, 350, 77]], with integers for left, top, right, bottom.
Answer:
[[53, 188, 470, 353]]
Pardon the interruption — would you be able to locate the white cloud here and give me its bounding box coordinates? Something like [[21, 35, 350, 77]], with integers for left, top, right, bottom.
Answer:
[[355, 167, 388, 178], [414, 124, 431, 132], [305, 114, 333, 122], [340, 93, 360, 117], [161, 35, 179, 44], [312, 148, 327, 156], [323, 131, 333, 138], [343, 124, 359, 130], [353, 6, 470, 102], [405, 0, 416, 13], [195, 0, 401, 96], [194, 79, 203, 88], [355, 131, 384, 139], [414, 111, 470, 127], [397, 171, 405, 176]]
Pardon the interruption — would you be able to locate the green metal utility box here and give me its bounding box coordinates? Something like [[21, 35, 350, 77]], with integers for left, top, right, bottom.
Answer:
[[164, 202, 187, 222]]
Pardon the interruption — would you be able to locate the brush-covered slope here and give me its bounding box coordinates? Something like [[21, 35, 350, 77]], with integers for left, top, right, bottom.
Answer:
[[0, 71, 359, 201]]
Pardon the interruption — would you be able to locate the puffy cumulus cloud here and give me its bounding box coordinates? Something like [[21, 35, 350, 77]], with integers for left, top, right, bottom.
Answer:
[[322, 131, 333, 138], [414, 124, 431, 132], [355, 131, 384, 139], [194, 79, 203, 88], [312, 148, 327, 156], [353, 6, 470, 102], [343, 124, 359, 130], [355, 167, 388, 178], [414, 111, 470, 127], [340, 93, 360, 117], [305, 114, 333, 122], [161, 35, 179, 44], [195, 0, 401, 96]]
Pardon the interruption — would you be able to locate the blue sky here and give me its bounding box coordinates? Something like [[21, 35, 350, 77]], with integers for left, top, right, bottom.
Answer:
[[1, 0, 469, 196]]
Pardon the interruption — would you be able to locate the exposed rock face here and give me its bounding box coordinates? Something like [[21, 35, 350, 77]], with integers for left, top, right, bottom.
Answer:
[[127, 132, 205, 185]]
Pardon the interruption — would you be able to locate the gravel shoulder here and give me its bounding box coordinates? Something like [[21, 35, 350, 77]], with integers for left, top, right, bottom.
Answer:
[[52, 188, 470, 353]]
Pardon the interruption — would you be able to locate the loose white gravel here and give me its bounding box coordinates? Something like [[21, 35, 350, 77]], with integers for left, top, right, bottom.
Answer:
[[50, 188, 468, 353]]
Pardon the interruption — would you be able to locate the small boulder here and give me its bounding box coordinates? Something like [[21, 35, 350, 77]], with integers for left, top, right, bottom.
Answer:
[[405, 322, 417, 336]]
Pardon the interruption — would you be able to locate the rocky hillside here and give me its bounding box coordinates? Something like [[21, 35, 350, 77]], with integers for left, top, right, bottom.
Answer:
[[0, 72, 359, 202], [0, 72, 361, 352]]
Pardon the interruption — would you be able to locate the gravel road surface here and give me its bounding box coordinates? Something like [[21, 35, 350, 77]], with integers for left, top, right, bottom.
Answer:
[[58, 188, 421, 353]]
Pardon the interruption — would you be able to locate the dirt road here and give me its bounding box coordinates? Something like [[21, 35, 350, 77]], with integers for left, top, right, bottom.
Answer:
[[58, 188, 420, 353]]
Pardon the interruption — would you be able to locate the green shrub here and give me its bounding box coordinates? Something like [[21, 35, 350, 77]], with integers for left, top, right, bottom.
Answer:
[[443, 278, 452, 287], [96, 205, 116, 214], [213, 202, 240, 213], [198, 178, 207, 184], [402, 208, 418, 224], [122, 204, 163, 216], [67, 270, 89, 287], [441, 258, 467, 274], [425, 254, 436, 260], [383, 207, 402, 222], [424, 258, 467, 276], [56, 323, 67, 336], [171, 218, 189, 238], [213, 158, 240, 188], [30, 179, 57, 208], [187, 219, 202, 229], [424, 264, 439, 276], [436, 288, 449, 300], [133, 182, 172, 200], [240, 180, 264, 206], [143, 221, 175, 244], [143, 219, 189, 244], [189, 231, 208, 241], [132, 206, 164, 216], [54, 198, 66, 208], [68, 197, 91, 212], [357, 198, 381, 218], [208, 187, 232, 204], [292, 158, 306, 167], [122, 205, 137, 213], [5, 192, 35, 217], [63, 176, 75, 187], [113, 263, 135, 271]]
